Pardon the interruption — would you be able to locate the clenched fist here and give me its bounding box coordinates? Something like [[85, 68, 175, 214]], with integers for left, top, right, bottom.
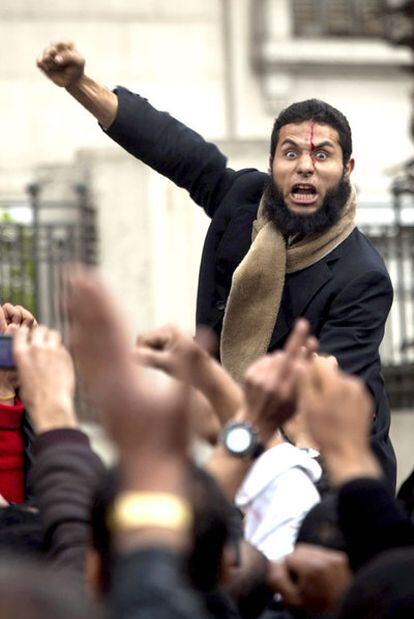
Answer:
[[37, 40, 85, 88]]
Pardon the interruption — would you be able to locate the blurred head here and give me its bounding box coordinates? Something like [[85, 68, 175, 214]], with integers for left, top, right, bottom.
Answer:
[[0, 558, 95, 619], [296, 492, 345, 552], [186, 462, 236, 592], [338, 548, 414, 619], [87, 463, 235, 596], [0, 504, 43, 559], [265, 99, 354, 236]]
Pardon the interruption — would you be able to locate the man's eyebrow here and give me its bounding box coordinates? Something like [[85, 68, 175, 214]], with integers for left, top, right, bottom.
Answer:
[[280, 138, 299, 148], [280, 138, 335, 150], [313, 140, 335, 150]]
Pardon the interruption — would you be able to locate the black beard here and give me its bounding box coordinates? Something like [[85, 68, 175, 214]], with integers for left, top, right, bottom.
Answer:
[[263, 175, 351, 237]]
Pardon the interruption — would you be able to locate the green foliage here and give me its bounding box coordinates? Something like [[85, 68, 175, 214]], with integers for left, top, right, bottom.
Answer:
[[0, 212, 36, 314]]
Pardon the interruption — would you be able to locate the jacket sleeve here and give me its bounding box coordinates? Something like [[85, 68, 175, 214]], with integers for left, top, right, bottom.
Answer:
[[110, 548, 212, 619], [104, 86, 238, 218], [337, 477, 414, 571], [30, 428, 105, 589]]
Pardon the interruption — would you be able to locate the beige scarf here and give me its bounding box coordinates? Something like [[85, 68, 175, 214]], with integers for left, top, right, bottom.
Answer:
[[220, 186, 357, 382]]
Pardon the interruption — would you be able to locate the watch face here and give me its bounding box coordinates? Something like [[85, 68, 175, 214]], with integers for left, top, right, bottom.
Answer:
[[226, 426, 253, 454]]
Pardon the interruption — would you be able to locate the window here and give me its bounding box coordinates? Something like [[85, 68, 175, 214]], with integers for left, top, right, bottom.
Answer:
[[292, 0, 386, 38]]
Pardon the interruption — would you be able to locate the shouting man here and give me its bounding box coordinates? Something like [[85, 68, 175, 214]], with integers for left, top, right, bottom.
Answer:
[[37, 41, 396, 488]]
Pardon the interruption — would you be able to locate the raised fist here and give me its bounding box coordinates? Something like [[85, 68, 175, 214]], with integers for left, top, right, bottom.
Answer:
[[37, 40, 85, 88]]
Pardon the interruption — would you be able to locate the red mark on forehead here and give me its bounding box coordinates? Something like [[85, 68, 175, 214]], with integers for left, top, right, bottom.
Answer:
[[309, 122, 316, 150], [308, 122, 316, 169]]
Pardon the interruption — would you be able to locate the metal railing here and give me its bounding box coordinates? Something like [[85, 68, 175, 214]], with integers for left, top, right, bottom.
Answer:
[[0, 183, 97, 331], [361, 176, 414, 408]]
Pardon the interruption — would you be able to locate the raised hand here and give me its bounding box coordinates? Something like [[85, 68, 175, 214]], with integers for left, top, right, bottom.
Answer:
[[63, 264, 191, 466], [2, 304, 37, 328], [37, 40, 85, 88], [13, 325, 78, 433], [239, 319, 311, 443], [135, 324, 209, 384], [0, 304, 38, 398], [300, 356, 381, 484], [36, 40, 117, 128], [135, 324, 242, 426], [268, 544, 351, 613]]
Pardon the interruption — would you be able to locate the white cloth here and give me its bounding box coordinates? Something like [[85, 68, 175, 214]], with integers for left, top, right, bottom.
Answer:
[[235, 442, 322, 561]]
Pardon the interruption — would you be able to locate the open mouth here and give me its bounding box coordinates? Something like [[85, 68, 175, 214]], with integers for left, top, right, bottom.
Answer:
[[289, 183, 319, 206]]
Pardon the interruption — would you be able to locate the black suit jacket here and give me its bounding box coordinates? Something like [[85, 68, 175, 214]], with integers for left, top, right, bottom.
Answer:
[[106, 87, 396, 489]]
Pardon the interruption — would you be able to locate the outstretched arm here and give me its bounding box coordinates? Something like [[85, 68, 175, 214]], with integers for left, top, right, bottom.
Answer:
[[37, 40, 241, 216], [135, 324, 243, 429]]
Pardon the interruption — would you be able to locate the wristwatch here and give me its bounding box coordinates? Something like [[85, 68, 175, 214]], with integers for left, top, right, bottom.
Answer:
[[219, 421, 264, 459]]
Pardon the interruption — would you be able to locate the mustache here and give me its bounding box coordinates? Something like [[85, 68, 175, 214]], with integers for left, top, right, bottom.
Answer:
[[263, 175, 351, 237]]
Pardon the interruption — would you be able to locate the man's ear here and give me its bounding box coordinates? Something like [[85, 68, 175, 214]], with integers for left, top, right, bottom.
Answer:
[[344, 157, 355, 177], [268, 156, 275, 174]]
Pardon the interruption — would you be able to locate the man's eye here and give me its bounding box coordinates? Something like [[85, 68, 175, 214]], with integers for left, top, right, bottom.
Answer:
[[315, 151, 328, 161], [285, 151, 297, 159]]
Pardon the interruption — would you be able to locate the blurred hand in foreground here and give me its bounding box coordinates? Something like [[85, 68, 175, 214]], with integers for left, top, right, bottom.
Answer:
[[300, 356, 381, 484], [13, 325, 77, 433], [268, 543, 352, 613], [63, 264, 192, 467], [0, 304, 38, 396], [135, 323, 242, 427], [238, 319, 312, 443]]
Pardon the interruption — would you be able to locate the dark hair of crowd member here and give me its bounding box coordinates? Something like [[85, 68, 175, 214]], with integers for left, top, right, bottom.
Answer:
[[0, 558, 98, 619], [338, 547, 414, 619], [296, 492, 346, 553], [269, 99, 353, 166], [90, 462, 238, 596], [0, 504, 43, 558]]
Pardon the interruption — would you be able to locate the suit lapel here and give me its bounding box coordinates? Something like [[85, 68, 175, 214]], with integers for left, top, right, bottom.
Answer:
[[270, 242, 344, 348]]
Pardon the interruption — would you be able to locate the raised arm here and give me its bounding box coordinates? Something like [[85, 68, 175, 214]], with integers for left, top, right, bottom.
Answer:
[[205, 319, 311, 501], [37, 41, 117, 129], [134, 324, 243, 429], [37, 40, 239, 217]]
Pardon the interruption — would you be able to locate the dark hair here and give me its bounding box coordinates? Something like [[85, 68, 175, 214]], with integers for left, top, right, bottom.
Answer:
[[296, 492, 346, 552], [338, 548, 414, 619], [90, 467, 118, 593], [0, 504, 43, 558], [269, 99, 352, 165], [90, 463, 237, 594], [0, 557, 97, 619], [186, 462, 237, 592]]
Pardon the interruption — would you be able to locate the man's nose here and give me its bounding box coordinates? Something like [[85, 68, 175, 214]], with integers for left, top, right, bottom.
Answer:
[[296, 151, 314, 176]]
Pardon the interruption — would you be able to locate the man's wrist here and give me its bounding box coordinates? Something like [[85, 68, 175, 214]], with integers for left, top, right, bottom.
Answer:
[[190, 348, 216, 391], [197, 357, 243, 422], [65, 74, 118, 129], [233, 408, 275, 445], [30, 398, 78, 433], [119, 455, 187, 496], [65, 73, 88, 95], [324, 449, 381, 486]]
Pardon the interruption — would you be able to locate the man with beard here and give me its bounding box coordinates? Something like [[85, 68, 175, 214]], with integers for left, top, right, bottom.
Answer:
[[37, 41, 396, 489]]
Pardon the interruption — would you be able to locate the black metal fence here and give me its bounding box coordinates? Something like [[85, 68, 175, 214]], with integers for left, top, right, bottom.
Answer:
[[361, 179, 414, 409], [0, 183, 97, 333]]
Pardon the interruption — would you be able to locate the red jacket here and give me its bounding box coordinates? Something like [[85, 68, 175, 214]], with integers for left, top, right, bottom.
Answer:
[[0, 398, 25, 503]]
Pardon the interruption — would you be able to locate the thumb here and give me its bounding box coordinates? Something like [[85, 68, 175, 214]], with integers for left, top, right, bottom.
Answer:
[[133, 346, 171, 372], [0, 307, 7, 333]]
